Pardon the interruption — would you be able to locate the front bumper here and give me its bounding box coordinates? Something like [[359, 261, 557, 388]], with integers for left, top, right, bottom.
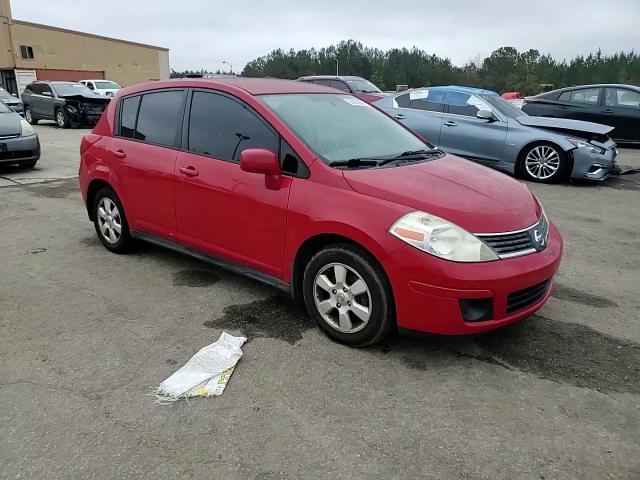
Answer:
[[570, 143, 618, 181], [0, 135, 40, 164], [385, 223, 563, 335]]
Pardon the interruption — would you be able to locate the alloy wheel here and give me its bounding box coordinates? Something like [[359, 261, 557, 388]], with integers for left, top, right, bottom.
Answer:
[[56, 110, 65, 127], [25, 108, 32, 123], [525, 145, 560, 180], [97, 197, 122, 244], [313, 262, 372, 333]]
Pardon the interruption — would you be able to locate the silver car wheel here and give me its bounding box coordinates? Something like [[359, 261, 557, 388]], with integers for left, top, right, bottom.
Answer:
[[97, 197, 122, 244], [313, 262, 372, 334], [56, 110, 66, 127], [25, 108, 33, 123], [525, 145, 560, 180]]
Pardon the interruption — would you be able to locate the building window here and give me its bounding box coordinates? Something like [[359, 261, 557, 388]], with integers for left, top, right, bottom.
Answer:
[[20, 46, 34, 60]]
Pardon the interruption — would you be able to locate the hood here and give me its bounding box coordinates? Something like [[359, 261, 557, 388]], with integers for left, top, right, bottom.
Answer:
[[516, 116, 613, 135], [342, 155, 540, 233], [0, 111, 22, 136], [59, 94, 110, 104]]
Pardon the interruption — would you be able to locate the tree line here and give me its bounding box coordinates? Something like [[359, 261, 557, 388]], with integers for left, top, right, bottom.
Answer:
[[239, 40, 640, 95]]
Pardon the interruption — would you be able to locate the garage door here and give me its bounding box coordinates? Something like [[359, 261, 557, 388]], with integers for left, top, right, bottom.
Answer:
[[35, 69, 105, 82]]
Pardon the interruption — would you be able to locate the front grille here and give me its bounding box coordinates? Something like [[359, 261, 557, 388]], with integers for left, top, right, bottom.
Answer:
[[83, 103, 106, 114], [0, 149, 37, 161], [507, 280, 550, 314], [477, 214, 548, 259]]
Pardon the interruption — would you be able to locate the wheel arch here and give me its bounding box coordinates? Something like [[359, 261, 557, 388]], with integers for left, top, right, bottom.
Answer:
[[290, 231, 396, 305], [86, 179, 116, 220]]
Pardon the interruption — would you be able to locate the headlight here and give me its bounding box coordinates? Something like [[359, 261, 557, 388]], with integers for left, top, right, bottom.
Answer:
[[567, 138, 605, 155], [20, 119, 35, 137], [389, 211, 498, 262]]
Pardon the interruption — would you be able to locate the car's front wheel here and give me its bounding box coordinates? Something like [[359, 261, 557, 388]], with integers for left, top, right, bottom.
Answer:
[[303, 244, 394, 347], [55, 108, 70, 128], [24, 106, 38, 125], [92, 187, 133, 253], [519, 143, 568, 183]]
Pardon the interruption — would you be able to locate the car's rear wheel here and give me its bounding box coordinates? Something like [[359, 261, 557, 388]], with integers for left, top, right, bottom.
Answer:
[[303, 244, 394, 347], [24, 106, 38, 125], [55, 108, 70, 128], [519, 143, 568, 183], [92, 187, 133, 253]]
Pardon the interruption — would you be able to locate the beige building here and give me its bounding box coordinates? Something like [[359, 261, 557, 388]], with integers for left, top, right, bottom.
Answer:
[[0, 0, 169, 95]]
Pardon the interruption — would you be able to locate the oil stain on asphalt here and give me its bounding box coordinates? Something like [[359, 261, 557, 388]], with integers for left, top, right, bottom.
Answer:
[[173, 269, 220, 287], [552, 283, 618, 308], [26, 178, 79, 198], [203, 296, 314, 344], [475, 315, 639, 394], [206, 296, 638, 394]]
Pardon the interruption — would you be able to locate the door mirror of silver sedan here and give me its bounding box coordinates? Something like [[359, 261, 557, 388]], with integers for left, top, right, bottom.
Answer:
[[476, 109, 495, 122]]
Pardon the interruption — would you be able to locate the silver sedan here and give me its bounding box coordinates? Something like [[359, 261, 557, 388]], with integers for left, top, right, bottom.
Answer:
[[374, 86, 619, 183]]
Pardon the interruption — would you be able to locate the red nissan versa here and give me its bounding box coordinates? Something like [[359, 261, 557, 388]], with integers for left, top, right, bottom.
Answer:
[[79, 78, 563, 347]]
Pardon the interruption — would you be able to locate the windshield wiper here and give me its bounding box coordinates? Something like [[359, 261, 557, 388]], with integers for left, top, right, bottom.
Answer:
[[375, 148, 444, 166], [329, 158, 383, 168]]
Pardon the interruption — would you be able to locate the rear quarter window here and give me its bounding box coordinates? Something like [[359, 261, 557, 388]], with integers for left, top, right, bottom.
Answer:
[[133, 90, 186, 147]]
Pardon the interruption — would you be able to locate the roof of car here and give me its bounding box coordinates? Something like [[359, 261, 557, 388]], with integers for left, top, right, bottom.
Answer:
[[298, 75, 365, 81], [428, 85, 499, 95], [33, 81, 80, 85], [539, 83, 640, 95], [122, 77, 342, 96]]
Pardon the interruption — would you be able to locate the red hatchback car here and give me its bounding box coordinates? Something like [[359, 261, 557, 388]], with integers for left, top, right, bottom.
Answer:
[[79, 78, 563, 346]]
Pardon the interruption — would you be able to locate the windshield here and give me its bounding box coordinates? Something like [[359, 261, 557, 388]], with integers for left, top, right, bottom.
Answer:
[[261, 93, 428, 164], [53, 83, 96, 96], [0, 88, 15, 100], [94, 81, 120, 89], [481, 94, 527, 119], [345, 79, 382, 93], [0, 101, 11, 113]]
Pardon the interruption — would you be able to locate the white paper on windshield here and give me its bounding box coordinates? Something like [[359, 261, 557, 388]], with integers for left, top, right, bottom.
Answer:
[[466, 95, 489, 110], [344, 97, 367, 106], [409, 90, 429, 100]]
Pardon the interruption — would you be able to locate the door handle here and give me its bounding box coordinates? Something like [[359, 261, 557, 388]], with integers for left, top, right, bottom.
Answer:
[[602, 109, 614, 113], [179, 166, 199, 177], [444, 121, 457, 127], [556, 106, 569, 110], [113, 149, 126, 159], [394, 114, 406, 120]]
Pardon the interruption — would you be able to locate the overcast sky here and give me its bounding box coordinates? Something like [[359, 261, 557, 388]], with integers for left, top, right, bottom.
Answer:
[[11, 0, 640, 73]]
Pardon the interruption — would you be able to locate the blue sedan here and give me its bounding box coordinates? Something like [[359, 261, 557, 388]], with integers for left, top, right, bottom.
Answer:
[[374, 86, 619, 183]]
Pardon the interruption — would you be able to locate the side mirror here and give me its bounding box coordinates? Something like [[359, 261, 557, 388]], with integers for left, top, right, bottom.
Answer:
[[476, 109, 495, 121], [240, 148, 280, 176]]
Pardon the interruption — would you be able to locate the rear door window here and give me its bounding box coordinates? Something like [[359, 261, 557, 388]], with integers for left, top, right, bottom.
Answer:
[[604, 88, 640, 109], [397, 89, 446, 112], [134, 90, 186, 147], [187, 91, 278, 162], [559, 88, 600, 105], [119, 95, 141, 138]]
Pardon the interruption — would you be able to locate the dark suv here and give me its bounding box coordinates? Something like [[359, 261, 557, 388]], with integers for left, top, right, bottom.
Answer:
[[22, 81, 110, 128], [297, 76, 385, 103]]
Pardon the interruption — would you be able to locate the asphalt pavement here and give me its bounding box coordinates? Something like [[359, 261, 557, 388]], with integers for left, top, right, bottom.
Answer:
[[1, 123, 639, 479]]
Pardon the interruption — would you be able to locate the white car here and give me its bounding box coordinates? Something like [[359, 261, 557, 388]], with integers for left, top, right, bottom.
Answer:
[[79, 80, 121, 98]]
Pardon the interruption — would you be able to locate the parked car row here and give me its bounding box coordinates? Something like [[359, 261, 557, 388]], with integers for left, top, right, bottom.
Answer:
[[79, 77, 562, 347]]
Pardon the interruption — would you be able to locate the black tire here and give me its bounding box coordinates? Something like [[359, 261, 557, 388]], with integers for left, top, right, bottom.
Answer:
[[20, 160, 38, 169], [24, 106, 38, 125], [303, 244, 395, 347], [518, 142, 569, 184], [92, 187, 133, 253], [55, 108, 70, 128]]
